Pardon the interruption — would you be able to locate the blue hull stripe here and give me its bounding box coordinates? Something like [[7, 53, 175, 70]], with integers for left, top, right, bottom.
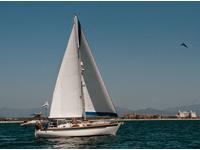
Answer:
[[85, 112, 118, 117]]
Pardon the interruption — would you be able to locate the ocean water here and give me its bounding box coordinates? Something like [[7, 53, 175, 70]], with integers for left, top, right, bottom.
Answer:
[[0, 120, 200, 149]]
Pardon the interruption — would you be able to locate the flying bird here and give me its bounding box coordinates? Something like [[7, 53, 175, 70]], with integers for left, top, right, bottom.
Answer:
[[180, 43, 188, 48]]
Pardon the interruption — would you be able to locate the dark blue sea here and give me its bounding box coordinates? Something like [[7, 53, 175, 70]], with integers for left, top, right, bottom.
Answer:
[[1, 120, 200, 149]]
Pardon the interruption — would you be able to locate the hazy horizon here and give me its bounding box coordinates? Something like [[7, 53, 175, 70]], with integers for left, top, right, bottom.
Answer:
[[1, 102, 200, 112], [0, 2, 200, 110]]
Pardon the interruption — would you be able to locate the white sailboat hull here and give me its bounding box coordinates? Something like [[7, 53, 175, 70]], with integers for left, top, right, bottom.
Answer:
[[35, 123, 121, 138]]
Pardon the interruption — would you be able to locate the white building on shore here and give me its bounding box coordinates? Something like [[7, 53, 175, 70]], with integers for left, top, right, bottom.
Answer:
[[189, 111, 197, 118], [177, 110, 197, 118]]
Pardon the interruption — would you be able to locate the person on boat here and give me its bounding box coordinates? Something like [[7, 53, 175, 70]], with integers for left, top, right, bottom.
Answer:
[[71, 118, 79, 127], [35, 121, 43, 130], [43, 121, 49, 130]]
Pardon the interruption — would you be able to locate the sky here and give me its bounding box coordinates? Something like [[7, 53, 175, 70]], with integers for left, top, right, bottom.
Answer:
[[0, 1, 200, 110]]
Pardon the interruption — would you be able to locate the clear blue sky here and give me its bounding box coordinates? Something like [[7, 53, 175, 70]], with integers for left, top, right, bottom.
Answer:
[[0, 1, 200, 110]]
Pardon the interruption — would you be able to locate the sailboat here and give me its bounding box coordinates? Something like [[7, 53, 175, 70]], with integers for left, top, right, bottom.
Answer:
[[35, 16, 122, 138]]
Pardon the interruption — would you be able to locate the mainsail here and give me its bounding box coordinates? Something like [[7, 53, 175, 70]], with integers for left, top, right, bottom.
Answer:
[[49, 21, 82, 118], [49, 16, 117, 118]]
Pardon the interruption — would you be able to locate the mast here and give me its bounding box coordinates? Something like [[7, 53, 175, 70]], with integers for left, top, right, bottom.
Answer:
[[80, 59, 86, 120], [74, 16, 86, 120]]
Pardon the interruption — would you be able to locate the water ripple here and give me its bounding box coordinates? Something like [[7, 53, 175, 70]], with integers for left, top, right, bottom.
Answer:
[[1, 120, 200, 148]]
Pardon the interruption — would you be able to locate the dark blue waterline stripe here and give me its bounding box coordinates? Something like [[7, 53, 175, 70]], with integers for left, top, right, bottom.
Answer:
[[85, 112, 118, 117]]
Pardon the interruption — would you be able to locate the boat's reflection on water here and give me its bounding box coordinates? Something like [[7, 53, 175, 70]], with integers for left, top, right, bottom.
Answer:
[[43, 136, 111, 149]]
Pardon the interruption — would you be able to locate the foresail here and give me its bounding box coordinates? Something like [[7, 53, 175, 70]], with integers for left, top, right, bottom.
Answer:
[[49, 25, 82, 118], [81, 75, 95, 113], [80, 31, 118, 117]]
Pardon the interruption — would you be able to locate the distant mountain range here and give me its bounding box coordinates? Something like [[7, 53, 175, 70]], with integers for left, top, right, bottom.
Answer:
[[163, 104, 200, 115], [1, 104, 200, 117], [0, 107, 45, 118], [116, 107, 166, 116], [117, 104, 200, 116]]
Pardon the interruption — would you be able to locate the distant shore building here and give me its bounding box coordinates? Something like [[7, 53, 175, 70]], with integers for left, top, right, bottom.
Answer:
[[177, 110, 197, 118], [189, 111, 197, 118], [122, 113, 161, 119], [177, 110, 189, 118]]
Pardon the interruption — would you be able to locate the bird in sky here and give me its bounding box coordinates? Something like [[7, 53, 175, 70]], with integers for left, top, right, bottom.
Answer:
[[180, 43, 188, 48]]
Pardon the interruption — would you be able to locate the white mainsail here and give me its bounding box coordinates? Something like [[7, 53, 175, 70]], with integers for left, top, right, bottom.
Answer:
[[49, 22, 82, 118]]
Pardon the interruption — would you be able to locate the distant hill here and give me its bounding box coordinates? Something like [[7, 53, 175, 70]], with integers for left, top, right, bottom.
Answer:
[[1, 107, 134, 117], [0, 107, 44, 118], [116, 107, 167, 116], [1, 104, 200, 117], [116, 107, 134, 116], [163, 104, 200, 115], [132, 108, 166, 115], [118, 104, 200, 116]]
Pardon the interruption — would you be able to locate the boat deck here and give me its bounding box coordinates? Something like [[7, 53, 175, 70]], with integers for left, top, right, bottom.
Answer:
[[41, 123, 119, 131]]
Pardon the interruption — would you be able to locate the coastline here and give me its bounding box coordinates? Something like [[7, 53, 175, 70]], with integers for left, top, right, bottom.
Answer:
[[0, 121, 23, 124], [1, 118, 200, 124], [119, 118, 200, 121]]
